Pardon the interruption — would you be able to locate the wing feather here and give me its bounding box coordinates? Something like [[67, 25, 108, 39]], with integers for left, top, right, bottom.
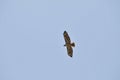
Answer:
[[63, 31, 71, 44], [66, 46, 73, 57]]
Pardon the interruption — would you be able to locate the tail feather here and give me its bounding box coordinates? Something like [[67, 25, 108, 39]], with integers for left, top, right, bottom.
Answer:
[[71, 42, 75, 47]]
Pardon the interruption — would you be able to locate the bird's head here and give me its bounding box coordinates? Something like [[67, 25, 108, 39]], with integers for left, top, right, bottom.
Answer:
[[64, 44, 66, 46]]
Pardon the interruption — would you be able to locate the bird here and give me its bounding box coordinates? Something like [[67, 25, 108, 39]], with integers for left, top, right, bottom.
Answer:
[[63, 31, 75, 57]]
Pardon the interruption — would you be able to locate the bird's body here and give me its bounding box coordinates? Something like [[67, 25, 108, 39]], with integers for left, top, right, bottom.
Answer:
[[64, 42, 75, 47]]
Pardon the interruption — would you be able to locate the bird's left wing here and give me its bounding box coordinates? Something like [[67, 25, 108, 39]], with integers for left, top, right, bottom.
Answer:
[[63, 31, 71, 44]]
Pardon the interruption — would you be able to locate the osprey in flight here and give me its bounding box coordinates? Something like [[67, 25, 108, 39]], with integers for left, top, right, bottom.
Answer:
[[63, 31, 75, 57]]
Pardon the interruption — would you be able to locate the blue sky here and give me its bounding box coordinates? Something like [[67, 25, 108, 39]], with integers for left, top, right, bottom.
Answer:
[[0, 0, 120, 80]]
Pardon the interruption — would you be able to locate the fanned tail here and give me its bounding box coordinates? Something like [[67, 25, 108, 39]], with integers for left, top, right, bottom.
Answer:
[[71, 42, 75, 47]]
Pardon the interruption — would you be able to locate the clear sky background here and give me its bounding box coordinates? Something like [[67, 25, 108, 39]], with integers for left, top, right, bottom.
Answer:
[[0, 0, 120, 80]]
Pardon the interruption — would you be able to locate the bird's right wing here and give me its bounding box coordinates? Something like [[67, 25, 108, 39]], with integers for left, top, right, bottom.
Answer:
[[66, 46, 73, 57]]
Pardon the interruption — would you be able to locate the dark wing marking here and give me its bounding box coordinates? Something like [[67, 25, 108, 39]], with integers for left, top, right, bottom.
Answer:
[[63, 31, 71, 44], [66, 46, 73, 57]]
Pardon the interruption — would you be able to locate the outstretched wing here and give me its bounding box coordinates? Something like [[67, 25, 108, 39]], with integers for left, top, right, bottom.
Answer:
[[66, 46, 73, 57], [63, 31, 71, 44]]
